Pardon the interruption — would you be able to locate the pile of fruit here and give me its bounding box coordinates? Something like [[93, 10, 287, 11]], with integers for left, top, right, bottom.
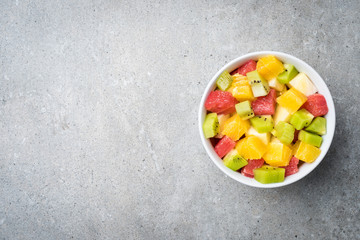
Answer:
[[203, 55, 328, 184]]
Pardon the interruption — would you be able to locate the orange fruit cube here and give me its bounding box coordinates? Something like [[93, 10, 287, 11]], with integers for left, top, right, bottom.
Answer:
[[221, 114, 250, 141], [227, 74, 254, 101], [236, 136, 267, 159], [257, 55, 285, 80], [294, 141, 321, 163], [276, 88, 307, 114], [263, 141, 292, 166], [232, 85, 254, 102]]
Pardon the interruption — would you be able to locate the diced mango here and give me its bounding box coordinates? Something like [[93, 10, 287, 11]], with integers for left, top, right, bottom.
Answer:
[[294, 141, 321, 163], [292, 140, 301, 155], [257, 55, 285, 80], [263, 141, 292, 166], [276, 88, 307, 114], [236, 136, 267, 159], [222, 114, 250, 141]]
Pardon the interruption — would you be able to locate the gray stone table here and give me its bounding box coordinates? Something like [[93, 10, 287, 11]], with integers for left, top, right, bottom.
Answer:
[[0, 0, 359, 239]]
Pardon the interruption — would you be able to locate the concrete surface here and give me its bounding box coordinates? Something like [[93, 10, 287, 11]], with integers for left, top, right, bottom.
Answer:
[[0, 0, 359, 239]]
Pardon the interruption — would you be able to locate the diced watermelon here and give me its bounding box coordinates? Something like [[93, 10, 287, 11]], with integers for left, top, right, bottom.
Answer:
[[214, 136, 236, 158], [302, 94, 328, 117], [205, 91, 238, 114], [240, 159, 264, 178], [281, 156, 299, 177], [218, 106, 236, 115], [293, 129, 300, 143], [241, 171, 253, 178], [231, 60, 257, 76], [251, 89, 276, 115]]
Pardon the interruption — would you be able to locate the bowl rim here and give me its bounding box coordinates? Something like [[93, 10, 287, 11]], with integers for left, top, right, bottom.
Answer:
[[198, 51, 336, 188]]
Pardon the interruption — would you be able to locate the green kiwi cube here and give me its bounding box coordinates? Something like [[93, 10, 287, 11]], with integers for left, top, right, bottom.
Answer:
[[216, 70, 233, 91], [298, 130, 323, 147], [254, 166, 285, 184], [246, 70, 270, 97], [274, 121, 295, 145], [223, 149, 248, 171], [235, 101, 254, 120], [290, 109, 314, 130], [250, 115, 274, 133], [305, 117, 326, 135], [203, 113, 219, 138], [277, 64, 299, 84]]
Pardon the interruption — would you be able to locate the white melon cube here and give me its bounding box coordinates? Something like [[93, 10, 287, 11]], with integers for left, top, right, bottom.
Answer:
[[274, 105, 292, 126], [245, 126, 271, 145], [268, 77, 285, 91], [288, 73, 318, 96]]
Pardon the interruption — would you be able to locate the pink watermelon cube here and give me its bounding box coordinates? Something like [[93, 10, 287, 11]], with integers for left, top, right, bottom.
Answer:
[[302, 94, 328, 117], [240, 159, 264, 178], [251, 89, 276, 115], [214, 136, 236, 158], [281, 156, 299, 177], [231, 60, 257, 76], [205, 91, 238, 114]]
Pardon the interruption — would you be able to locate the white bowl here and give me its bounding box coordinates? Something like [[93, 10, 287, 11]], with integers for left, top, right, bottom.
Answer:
[[198, 51, 336, 188]]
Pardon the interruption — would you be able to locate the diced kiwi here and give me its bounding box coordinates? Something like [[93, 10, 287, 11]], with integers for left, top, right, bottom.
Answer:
[[223, 149, 248, 171], [250, 115, 274, 133], [203, 113, 219, 138], [298, 130, 322, 147], [290, 109, 314, 130], [274, 121, 295, 145], [253, 165, 285, 184], [246, 70, 270, 97], [277, 64, 299, 84], [305, 117, 326, 136], [216, 71, 233, 91], [235, 101, 254, 120]]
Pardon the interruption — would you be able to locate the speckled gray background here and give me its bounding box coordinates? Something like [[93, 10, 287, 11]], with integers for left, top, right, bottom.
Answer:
[[0, 0, 359, 239]]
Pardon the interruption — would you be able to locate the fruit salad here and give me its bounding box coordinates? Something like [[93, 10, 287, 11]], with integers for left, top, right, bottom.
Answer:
[[203, 56, 328, 184]]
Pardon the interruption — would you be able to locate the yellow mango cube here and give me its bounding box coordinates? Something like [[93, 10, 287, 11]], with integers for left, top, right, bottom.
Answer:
[[263, 142, 292, 166], [257, 55, 285, 80], [292, 140, 301, 155], [276, 88, 307, 114], [222, 114, 250, 141], [294, 141, 321, 163], [236, 136, 267, 159]]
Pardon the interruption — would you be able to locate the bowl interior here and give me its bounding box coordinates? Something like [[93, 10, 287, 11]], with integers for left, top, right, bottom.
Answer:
[[199, 51, 335, 188]]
